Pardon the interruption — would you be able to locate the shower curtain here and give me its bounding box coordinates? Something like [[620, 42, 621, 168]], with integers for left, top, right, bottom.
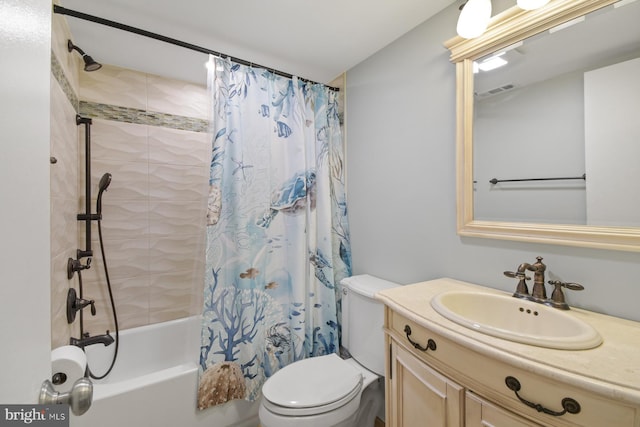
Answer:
[[197, 57, 352, 410]]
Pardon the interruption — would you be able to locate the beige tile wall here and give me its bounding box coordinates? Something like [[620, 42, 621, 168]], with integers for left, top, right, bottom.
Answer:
[[76, 65, 210, 340], [51, 9, 81, 348], [51, 13, 211, 347]]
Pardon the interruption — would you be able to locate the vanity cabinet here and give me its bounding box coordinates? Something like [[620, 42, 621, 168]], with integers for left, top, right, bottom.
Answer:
[[382, 291, 640, 427], [388, 340, 464, 427]]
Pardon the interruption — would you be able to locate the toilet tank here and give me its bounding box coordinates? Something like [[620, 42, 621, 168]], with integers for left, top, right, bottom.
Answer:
[[341, 274, 400, 376]]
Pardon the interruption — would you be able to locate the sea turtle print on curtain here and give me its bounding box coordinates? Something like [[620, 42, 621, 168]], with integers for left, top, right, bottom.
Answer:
[[197, 57, 351, 410]]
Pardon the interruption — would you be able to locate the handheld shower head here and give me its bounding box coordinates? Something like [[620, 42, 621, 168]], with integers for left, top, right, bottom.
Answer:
[[99, 173, 112, 193], [96, 173, 112, 216]]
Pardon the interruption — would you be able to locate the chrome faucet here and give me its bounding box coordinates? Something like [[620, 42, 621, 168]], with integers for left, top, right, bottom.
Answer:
[[504, 256, 584, 309]]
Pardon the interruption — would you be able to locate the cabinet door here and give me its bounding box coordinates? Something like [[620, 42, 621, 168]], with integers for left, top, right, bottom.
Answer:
[[388, 340, 464, 427], [465, 391, 544, 427]]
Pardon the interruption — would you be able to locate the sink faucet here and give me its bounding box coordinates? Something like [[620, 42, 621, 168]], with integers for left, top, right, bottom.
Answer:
[[70, 331, 114, 348], [504, 256, 584, 309], [530, 256, 547, 301]]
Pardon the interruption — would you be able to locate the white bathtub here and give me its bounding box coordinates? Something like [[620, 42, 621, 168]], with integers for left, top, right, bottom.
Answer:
[[70, 316, 260, 427]]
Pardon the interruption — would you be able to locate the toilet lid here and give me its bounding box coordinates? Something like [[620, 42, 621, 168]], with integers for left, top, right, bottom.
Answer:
[[262, 353, 363, 412]]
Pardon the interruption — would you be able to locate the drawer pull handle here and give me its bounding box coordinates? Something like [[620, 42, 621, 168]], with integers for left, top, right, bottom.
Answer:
[[505, 376, 581, 417], [404, 325, 436, 352]]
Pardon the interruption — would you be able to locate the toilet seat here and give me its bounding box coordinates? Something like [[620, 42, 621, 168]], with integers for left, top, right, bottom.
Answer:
[[262, 353, 363, 416]]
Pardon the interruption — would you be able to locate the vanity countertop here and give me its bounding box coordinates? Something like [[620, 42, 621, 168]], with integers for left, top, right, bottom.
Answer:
[[376, 278, 640, 406]]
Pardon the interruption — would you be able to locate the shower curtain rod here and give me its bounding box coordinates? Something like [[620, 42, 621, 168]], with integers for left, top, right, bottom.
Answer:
[[53, 5, 340, 92]]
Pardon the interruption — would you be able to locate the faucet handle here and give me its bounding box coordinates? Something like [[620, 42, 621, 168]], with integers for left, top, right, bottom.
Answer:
[[504, 271, 531, 298], [548, 280, 584, 291], [547, 280, 584, 310], [504, 271, 531, 280]]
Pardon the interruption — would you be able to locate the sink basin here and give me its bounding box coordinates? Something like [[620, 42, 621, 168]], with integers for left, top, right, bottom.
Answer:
[[431, 291, 602, 350]]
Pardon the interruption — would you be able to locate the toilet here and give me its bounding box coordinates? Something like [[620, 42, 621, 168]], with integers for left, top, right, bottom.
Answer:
[[258, 274, 399, 427]]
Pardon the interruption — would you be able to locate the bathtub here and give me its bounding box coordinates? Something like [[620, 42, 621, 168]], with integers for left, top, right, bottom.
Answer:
[[70, 316, 260, 427]]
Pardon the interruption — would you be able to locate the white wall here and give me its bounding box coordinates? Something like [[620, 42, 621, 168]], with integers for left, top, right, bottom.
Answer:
[[0, 0, 52, 402], [346, 3, 640, 321]]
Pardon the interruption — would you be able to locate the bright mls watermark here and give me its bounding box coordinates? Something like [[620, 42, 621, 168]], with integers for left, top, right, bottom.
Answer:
[[0, 405, 68, 426]]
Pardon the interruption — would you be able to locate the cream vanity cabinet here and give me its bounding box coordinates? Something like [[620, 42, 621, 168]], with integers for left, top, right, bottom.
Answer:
[[388, 339, 464, 426], [379, 279, 640, 427]]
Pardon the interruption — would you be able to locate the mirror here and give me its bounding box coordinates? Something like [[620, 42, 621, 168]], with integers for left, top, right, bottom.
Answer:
[[445, 0, 640, 251]]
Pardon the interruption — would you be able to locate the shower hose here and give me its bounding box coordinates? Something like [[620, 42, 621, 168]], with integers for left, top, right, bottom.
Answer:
[[77, 217, 120, 380]]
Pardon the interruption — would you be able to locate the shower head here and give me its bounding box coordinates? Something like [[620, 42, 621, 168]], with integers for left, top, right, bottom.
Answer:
[[67, 40, 102, 72], [98, 173, 112, 193], [96, 173, 112, 216]]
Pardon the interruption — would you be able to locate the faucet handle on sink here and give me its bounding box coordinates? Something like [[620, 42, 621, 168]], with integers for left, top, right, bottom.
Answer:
[[547, 280, 584, 310], [504, 271, 531, 299]]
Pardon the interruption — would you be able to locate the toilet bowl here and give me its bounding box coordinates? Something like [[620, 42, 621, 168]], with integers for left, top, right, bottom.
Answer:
[[258, 274, 399, 427], [259, 354, 380, 427]]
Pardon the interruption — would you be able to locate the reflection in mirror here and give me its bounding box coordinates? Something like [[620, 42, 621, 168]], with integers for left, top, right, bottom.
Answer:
[[445, 0, 640, 251], [473, 0, 640, 226]]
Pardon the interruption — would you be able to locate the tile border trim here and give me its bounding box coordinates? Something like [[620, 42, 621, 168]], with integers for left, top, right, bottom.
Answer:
[[51, 51, 79, 111], [79, 101, 210, 133], [52, 51, 210, 133]]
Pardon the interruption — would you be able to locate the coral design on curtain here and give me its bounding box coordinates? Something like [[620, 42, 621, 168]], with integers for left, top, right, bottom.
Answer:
[[197, 57, 352, 410]]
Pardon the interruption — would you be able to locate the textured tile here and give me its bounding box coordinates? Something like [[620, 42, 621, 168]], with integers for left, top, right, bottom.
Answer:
[[91, 119, 149, 164], [51, 196, 79, 256], [148, 235, 205, 275], [148, 163, 209, 201], [51, 252, 76, 348], [51, 8, 80, 96], [148, 126, 211, 166], [90, 201, 150, 241], [82, 275, 150, 333], [82, 159, 149, 204], [149, 270, 204, 323], [149, 200, 207, 237], [65, 60, 215, 333], [51, 72, 81, 348], [147, 74, 209, 120], [50, 76, 79, 201], [79, 64, 147, 110], [81, 238, 149, 282]]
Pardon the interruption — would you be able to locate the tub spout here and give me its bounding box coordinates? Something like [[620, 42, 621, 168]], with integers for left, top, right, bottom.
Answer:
[[71, 331, 114, 348]]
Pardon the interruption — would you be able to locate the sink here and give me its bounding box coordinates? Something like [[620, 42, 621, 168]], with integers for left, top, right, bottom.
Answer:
[[431, 291, 602, 350]]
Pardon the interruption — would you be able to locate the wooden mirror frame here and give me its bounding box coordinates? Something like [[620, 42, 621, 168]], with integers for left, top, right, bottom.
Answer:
[[444, 0, 640, 252]]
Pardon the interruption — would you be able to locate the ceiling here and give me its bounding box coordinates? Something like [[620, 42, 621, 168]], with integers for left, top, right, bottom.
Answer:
[[59, 0, 458, 86]]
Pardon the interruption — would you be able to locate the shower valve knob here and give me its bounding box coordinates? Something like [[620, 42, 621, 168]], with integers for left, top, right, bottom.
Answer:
[[66, 288, 97, 323], [67, 257, 92, 279]]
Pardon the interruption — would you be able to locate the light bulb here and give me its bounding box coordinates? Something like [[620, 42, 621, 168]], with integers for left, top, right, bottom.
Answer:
[[517, 0, 550, 10], [457, 0, 492, 39]]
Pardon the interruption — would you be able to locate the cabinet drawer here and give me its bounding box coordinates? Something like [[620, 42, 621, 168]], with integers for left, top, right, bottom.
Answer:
[[386, 309, 638, 427]]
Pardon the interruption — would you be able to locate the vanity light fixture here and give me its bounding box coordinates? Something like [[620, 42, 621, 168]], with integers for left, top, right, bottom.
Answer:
[[457, 0, 492, 39], [457, 0, 550, 39]]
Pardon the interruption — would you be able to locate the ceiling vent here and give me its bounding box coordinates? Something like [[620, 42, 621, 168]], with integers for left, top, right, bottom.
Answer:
[[475, 84, 515, 99]]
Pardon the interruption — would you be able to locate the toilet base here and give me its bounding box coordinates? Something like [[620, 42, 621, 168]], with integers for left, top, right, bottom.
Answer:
[[354, 380, 384, 427]]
